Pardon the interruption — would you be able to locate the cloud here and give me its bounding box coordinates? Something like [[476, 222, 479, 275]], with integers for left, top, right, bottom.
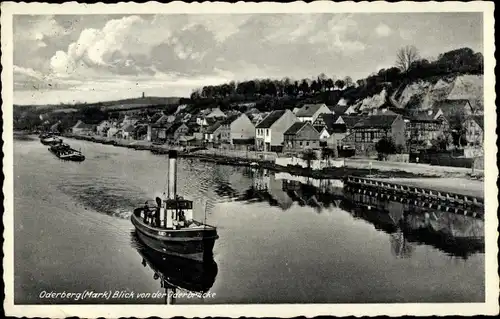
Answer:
[[375, 23, 392, 37], [12, 13, 484, 104]]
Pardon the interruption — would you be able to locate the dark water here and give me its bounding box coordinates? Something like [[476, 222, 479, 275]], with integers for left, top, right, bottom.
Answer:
[[14, 137, 485, 304]]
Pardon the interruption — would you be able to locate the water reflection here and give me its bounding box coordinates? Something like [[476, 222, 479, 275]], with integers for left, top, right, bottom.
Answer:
[[342, 187, 484, 259], [130, 231, 218, 304], [236, 168, 484, 259]]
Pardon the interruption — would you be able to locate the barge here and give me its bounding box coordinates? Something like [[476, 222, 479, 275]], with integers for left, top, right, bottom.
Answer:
[[131, 150, 219, 262], [49, 143, 85, 162], [41, 135, 63, 146]]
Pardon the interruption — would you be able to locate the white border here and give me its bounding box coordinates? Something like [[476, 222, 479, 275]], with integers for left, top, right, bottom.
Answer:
[[2, 1, 498, 317]]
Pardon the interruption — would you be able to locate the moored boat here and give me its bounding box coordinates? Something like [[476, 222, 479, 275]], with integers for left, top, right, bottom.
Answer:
[[49, 143, 85, 162], [41, 135, 63, 145], [131, 150, 219, 262]]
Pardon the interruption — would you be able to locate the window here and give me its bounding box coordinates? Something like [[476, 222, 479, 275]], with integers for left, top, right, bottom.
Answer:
[[299, 141, 303, 146], [266, 129, 269, 136], [306, 141, 309, 146]]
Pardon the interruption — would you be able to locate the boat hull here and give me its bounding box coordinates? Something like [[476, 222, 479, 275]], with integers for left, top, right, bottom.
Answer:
[[41, 139, 62, 146], [131, 213, 218, 262], [48, 148, 86, 162]]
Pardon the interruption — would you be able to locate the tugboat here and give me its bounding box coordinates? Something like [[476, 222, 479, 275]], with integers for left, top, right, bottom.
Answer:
[[49, 143, 86, 162], [131, 231, 218, 304], [131, 150, 219, 262], [40, 135, 63, 146]]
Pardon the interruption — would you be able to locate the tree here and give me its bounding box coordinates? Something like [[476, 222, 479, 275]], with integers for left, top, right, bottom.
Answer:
[[325, 78, 334, 91], [301, 149, 318, 169], [299, 79, 310, 95], [334, 79, 345, 89], [396, 45, 420, 73], [344, 76, 353, 88], [321, 147, 336, 167], [375, 137, 397, 160]]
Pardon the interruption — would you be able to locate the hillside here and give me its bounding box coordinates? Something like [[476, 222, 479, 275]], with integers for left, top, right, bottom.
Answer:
[[14, 96, 183, 112], [389, 74, 483, 111]]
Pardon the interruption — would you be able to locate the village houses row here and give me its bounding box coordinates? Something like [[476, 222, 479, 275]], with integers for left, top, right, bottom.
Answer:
[[71, 98, 484, 156]]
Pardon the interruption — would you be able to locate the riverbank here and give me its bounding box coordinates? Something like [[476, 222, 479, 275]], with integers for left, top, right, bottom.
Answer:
[[60, 133, 484, 183]]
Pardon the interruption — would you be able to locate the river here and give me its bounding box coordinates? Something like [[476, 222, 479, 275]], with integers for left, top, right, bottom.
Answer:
[[13, 135, 485, 304]]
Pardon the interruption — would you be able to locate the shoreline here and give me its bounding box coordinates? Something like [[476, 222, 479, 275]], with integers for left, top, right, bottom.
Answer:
[[61, 133, 446, 180], [34, 132, 482, 198]]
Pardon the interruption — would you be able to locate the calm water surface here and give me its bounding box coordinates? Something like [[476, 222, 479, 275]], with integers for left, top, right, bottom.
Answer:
[[14, 136, 485, 304]]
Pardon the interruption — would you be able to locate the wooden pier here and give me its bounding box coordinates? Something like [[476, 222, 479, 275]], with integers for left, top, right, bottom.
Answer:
[[343, 176, 485, 220]]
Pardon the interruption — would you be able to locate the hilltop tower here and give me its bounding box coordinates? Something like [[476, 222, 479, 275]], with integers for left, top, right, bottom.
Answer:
[[142, 92, 145, 98]]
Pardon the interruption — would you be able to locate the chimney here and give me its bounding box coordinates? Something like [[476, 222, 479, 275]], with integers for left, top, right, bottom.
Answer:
[[167, 150, 177, 199], [142, 92, 145, 98]]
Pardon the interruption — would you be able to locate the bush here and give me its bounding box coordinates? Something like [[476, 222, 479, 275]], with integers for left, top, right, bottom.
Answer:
[[375, 137, 397, 160]]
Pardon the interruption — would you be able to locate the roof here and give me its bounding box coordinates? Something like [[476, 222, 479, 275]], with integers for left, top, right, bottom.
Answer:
[[341, 116, 363, 128], [155, 114, 169, 124], [73, 120, 96, 129], [433, 99, 473, 115], [314, 125, 326, 133], [205, 121, 222, 133], [295, 104, 327, 117], [470, 115, 484, 130], [221, 114, 240, 125], [353, 115, 400, 129], [318, 113, 341, 130], [166, 122, 187, 134], [284, 122, 316, 135], [256, 110, 287, 128], [327, 124, 348, 134], [329, 104, 349, 114], [122, 123, 136, 133], [410, 110, 441, 122]]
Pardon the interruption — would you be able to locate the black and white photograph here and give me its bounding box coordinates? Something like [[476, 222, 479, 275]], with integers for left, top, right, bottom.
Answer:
[[2, 1, 498, 317]]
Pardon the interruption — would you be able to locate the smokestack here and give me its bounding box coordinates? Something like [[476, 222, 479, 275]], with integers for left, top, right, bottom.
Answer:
[[167, 150, 178, 199]]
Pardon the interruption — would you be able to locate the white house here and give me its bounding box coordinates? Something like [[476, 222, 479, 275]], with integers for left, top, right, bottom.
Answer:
[[255, 109, 298, 152], [295, 103, 332, 123]]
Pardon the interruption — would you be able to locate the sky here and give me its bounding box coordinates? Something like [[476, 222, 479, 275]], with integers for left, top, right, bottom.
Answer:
[[13, 12, 483, 105]]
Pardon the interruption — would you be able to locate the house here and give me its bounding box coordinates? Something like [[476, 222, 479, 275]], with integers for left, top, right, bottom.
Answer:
[[432, 99, 475, 128], [463, 115, 484, 146], [313, 114, 362, 147], [218, 113, 255, 145], [407, 110, 449, 147], [204, 121, 223, 143], [295, 103, 331, 123], [165, 122, 190, 142], [121, 115, 140, 127], [283, 122, 320, 152], [72, 120, 96, 136], [155, 114, 174, 126], [349, 115, 406, 154], [96, 120, 111, 136], [255, 110, 298, 152], [206, 108, 227, 119], [107, 126, 120, 138], [118, 123, 136, 139], [149, 123, 172, 143]]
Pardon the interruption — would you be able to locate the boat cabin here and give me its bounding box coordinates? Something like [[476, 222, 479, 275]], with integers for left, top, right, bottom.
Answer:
[[138, 196, 195, 230]]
